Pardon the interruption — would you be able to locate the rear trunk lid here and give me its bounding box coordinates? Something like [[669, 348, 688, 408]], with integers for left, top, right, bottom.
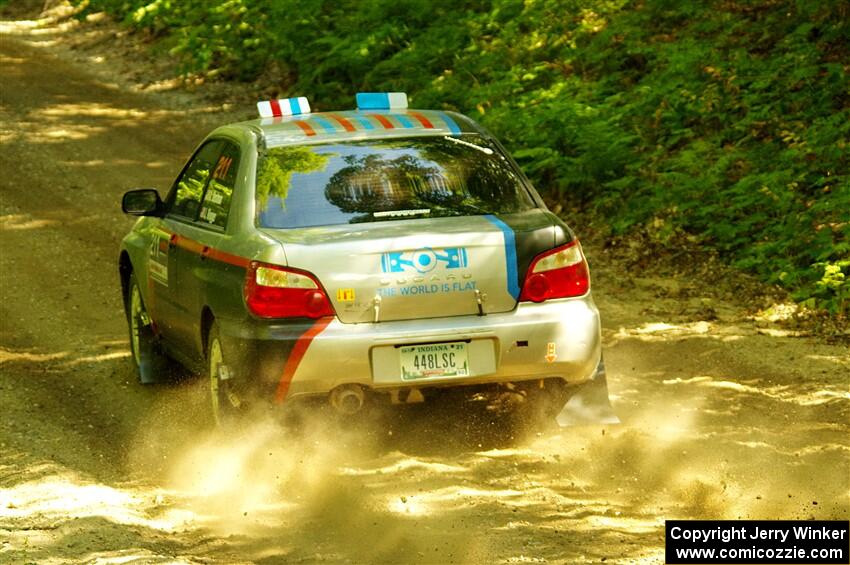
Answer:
[[263, 212, 555, 323]]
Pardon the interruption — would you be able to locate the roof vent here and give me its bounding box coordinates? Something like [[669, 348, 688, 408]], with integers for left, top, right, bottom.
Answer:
[[257, 97, 311, 118], [356, 92, 408, 110]]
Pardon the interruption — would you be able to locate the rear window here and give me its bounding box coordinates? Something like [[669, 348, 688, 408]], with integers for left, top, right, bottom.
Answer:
[[255, 135, 536, 229]]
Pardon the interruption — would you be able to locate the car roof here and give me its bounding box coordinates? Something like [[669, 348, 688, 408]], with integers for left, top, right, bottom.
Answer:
[[217, 109, 483, 148]]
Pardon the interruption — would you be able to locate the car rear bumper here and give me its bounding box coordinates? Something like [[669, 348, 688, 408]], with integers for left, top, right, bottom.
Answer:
[[220, 293, 601, 402]]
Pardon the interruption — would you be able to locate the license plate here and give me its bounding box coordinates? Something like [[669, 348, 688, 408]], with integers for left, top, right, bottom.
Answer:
[[399, 342, 469, 380]]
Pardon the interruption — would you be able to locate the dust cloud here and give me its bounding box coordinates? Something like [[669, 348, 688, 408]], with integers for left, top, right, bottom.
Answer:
[[116, 369, 847, 564], [124, 390, 505, 562]]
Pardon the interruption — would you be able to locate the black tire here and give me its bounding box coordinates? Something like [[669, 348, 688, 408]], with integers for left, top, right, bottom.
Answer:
[[126, 271, 170, 384], [207, 322, 250, 427], [527, 378, 572, 421], [507, 379, 572, 432]]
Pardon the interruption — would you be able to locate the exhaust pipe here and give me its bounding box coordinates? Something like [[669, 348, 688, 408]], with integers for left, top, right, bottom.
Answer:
[[329, 384, 365, 415]]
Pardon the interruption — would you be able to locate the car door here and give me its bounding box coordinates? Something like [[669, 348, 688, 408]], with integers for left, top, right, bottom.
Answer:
[[156, 140, 224, 356], [171, 140, 241, 357]]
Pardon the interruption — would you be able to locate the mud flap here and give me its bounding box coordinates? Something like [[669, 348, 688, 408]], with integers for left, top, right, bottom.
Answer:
[[556, 358, 620, 426], [137, 324, 170, 385]]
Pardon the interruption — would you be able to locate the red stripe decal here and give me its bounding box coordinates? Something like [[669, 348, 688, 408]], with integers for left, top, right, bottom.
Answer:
[[373, 115, 394, 129], [274, 317, 333, 403], [205, 247, 251, 268], [409, 112, 434, 128], [175, 234, 205, 255], [294, 120, 316, 136], [167, 232, 249, 269], [328, 114, 356, 132], [269, 99, 283, 117]]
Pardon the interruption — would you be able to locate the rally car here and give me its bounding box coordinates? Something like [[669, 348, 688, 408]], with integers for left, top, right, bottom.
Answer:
[[119, 92, 616, 426]]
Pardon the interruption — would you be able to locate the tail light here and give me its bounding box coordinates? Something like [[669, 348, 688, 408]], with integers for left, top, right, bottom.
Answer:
[[244, 262, 335, 319], [520, 240, 590, 302]]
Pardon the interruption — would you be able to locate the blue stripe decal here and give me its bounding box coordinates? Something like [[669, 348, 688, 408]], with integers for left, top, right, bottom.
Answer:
[[484, 215, 520, 300], [356, 92, 389, 110], [440, 113, 462, 136], [312, 116, 336, 133], [395, 114, 414, 128], [289, 98, 301, 115], [355, 116, 375, 130]]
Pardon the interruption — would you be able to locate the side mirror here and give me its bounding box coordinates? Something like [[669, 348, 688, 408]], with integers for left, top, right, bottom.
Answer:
[[122, 189, 164, 217]]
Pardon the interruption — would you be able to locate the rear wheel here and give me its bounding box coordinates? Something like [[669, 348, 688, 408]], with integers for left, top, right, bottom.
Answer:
[[207, 322, 248, 427], [526, 379, 571, 420], [498, 379, 571, 433]]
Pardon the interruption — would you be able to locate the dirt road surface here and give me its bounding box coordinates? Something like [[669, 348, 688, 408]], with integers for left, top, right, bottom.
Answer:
[[1, 12, 848, 565]]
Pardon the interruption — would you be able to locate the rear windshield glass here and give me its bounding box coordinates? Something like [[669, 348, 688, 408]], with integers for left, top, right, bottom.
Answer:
[[255, 135, 536, 229]]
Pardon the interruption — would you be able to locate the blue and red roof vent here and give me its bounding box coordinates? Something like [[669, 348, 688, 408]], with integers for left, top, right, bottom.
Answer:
[[257, 97, 311, 118], [355, 92, 408, 110]]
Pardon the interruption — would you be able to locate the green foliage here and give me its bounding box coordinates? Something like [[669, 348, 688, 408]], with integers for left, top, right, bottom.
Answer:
[[75, 0, 850, 313], [799, 260, 850, 315]]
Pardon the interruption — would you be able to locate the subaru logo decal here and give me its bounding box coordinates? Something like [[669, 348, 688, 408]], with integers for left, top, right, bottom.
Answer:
[[381, 247, 468, 274]]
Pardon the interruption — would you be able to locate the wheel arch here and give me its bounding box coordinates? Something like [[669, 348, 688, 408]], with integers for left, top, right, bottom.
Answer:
[[119, 250, 133, 311]]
